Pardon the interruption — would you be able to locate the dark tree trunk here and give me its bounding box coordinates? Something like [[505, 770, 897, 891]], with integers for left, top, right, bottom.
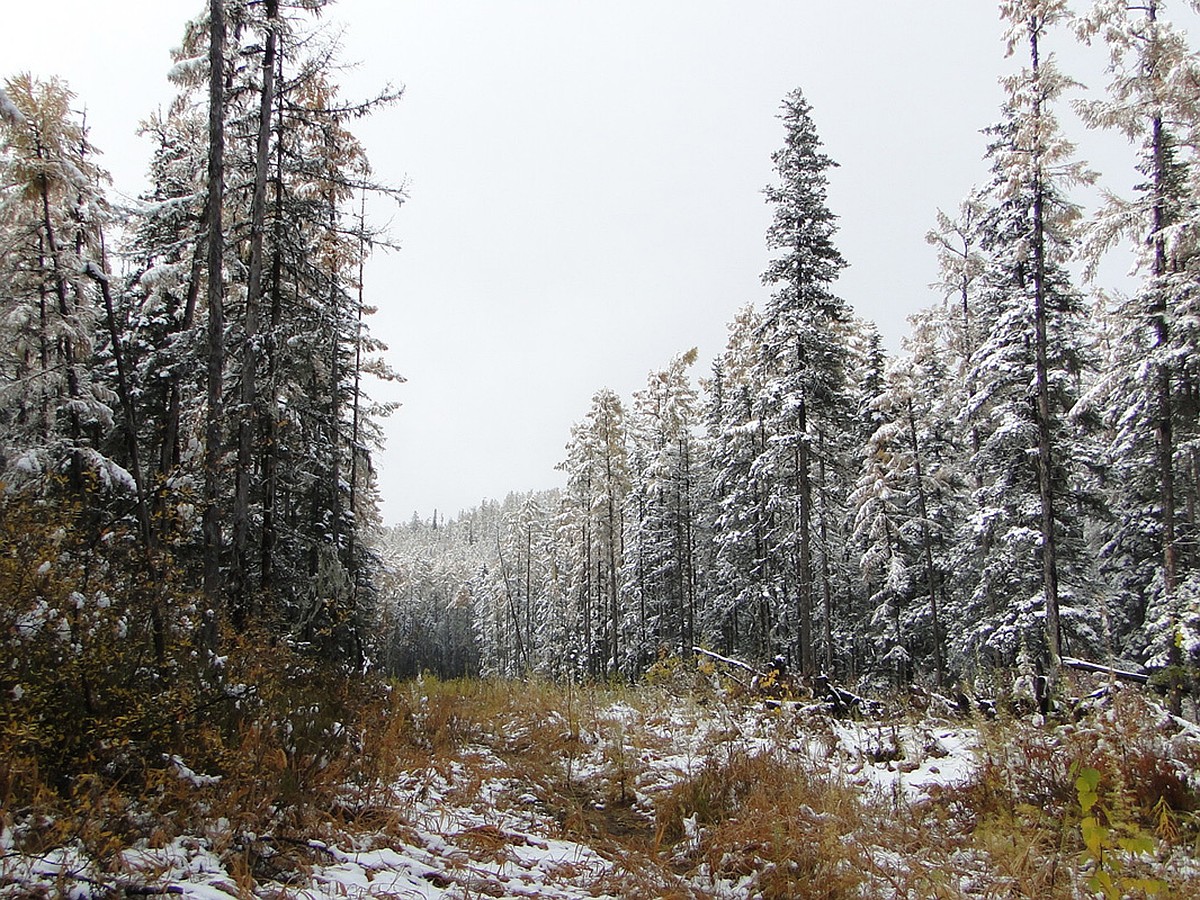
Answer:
[[1029, 18, 1062, 670], [202, 0, 227, 611], [231, 0, 279, 625]]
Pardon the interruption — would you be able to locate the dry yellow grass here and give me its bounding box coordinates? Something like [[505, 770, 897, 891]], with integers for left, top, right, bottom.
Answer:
[[4, 656, 1199, 897]]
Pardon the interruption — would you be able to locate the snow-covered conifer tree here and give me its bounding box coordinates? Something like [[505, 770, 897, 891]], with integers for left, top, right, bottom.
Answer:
[[1076, 0, 1200, 674], [957, 2, 1098, 671], [624, 349, 703, 666], [754, 87, 852, 674], [707, 305, 775, 658], [558, 390, 631, 677]]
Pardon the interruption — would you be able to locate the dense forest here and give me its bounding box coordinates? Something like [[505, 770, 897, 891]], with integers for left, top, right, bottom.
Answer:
[[0, 0, 408, 799], [2, 0, 1199, 705], [378, 1, 1199, 701], [1, 0, 402, 665]]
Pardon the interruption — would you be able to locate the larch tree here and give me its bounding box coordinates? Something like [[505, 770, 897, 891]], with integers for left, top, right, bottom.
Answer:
[[0, 75, 111, 489], [953, 3, 1096, 672], [1076, 0, 1200, 678]]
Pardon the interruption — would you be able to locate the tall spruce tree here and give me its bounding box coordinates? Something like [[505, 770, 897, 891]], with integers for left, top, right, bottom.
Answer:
[[755, 88, 851, 674]]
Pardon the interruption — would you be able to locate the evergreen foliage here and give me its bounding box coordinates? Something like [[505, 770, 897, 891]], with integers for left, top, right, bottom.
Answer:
[[6, 0, 1200, 725], [1, 1, 400, 679], [370, 4, 1200, 690]]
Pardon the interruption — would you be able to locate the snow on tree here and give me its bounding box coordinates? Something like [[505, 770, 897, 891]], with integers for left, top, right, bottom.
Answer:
[[754, 87, 853, 674], [558, 389, 632, 678], [707, 304, 775, 659], [128, 0, 403, 658], [1075, 0, 1200, 683], [0, 74, 113, 488], [624, 349, 704, 666], [953, 2, 1099, 672]]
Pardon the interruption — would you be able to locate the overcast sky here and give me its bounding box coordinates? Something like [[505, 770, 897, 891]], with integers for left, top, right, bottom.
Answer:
[[1, 1, 1168, 523]]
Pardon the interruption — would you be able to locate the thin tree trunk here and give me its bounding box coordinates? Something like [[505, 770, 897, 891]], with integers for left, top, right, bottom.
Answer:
[[496, 531, 529, 674], [906, 397, 945, 686], [882, 524, 905, 685], [260, 65, 286, 594], [582, 515, 592, 678], [1151, 127, 1178, 603], [37, 171, 84, 488], [88, 258, 164, 663], [682, 436, 696, 662], [607, 492, 619, 677], [231, 0, 278, 625], [1147, 9, 1181, 709], [36, 232, 51, 438], [818, 430, 835, 676], [1029, 18, 1062, 670], [797, 406, 814, 675], [202, 0, 227, 612], [159, 240, 204, 480], [346, 192, 367, 573]]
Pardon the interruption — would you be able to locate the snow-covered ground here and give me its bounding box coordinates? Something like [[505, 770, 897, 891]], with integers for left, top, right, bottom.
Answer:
[[3, 681, 1195, 898], [1, 686, 988, 898]]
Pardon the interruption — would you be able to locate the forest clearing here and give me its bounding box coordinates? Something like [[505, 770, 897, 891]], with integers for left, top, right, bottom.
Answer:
[[3, 662, 1198, 898], [6, 0, 1200, 896]]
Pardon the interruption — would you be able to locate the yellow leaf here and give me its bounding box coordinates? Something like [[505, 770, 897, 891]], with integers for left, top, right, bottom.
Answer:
[[1086, 869, 1116, 900], [1126, 877, 1165, 894], [1117, 833, 1154, 855], [1081, 816, 1108, 856]]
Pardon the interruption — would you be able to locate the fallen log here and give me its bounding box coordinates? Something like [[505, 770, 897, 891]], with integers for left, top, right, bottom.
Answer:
[[814, 674, 884, 718], [1062, 656, 1149, 685], [692, 646, 760, 675]]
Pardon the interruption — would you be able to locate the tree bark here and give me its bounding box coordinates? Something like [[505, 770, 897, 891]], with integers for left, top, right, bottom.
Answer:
[[259, 98, 286, 593], [231, 0, 279, 626], [202, 0, 227, 612], [1029, 17, 1063, 670]]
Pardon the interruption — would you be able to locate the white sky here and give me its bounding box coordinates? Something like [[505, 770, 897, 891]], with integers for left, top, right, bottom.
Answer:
[[0, 1, 1169, 524]]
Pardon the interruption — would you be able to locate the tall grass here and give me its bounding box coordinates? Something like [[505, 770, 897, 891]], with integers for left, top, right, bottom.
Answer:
[[3, 655, 1198, 897]]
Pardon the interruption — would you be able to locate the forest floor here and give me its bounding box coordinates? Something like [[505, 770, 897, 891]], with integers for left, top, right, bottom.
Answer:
[[3, 665, 1200, 898]]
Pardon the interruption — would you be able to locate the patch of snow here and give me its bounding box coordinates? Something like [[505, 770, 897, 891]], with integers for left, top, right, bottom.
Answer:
[[167, 754, 223, 787], [830, 719, 978, 804], [0, 87, 26, 126]]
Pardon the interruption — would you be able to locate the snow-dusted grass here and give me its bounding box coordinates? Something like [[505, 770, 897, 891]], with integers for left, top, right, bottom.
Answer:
[[3, 669, 1198, 898]]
